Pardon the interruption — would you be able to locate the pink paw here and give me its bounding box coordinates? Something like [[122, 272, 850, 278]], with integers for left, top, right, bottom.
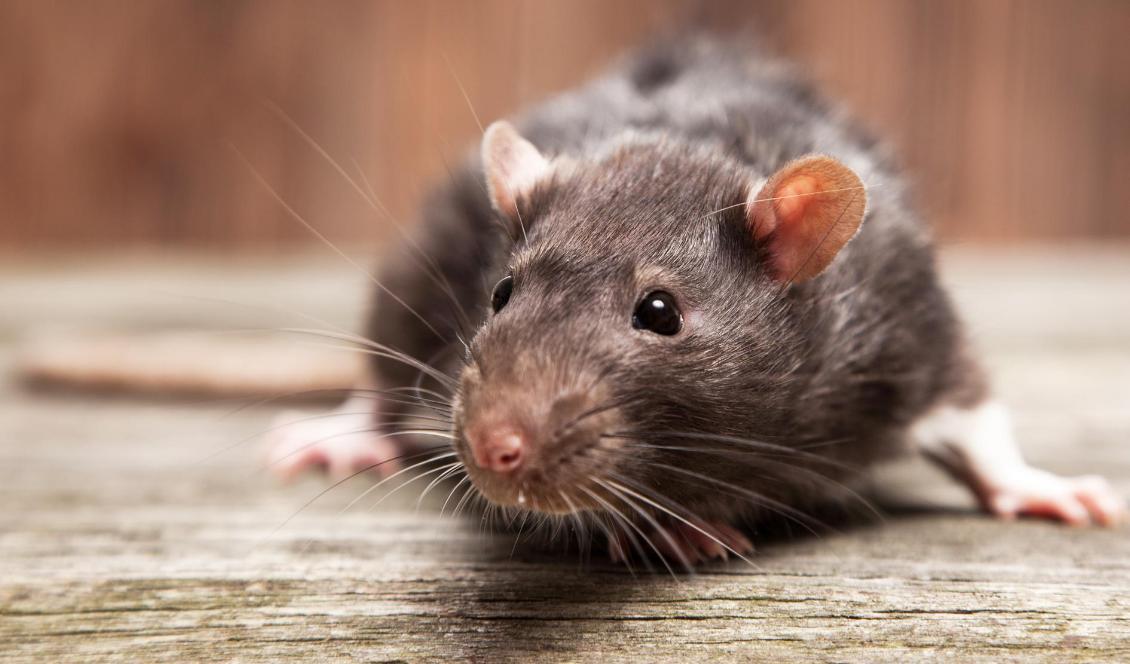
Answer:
[[609, 519, 753, 567], [263, 407, 402, 482], [982, 469, 1127, 527]]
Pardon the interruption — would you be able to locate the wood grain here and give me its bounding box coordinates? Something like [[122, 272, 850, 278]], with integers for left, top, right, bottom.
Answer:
[[1, 0, 1128, 250], [2, 248, 1129, 661]]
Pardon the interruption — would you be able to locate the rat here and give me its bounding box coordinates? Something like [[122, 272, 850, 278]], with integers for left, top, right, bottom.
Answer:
[[266, 36, 1125, 564]]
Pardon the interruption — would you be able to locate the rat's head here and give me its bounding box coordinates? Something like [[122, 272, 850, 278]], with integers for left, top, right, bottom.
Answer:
[[452, 121, 866, 516]]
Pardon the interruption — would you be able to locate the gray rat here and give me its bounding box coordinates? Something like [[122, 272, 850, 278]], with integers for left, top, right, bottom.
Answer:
[[266, 36, 1124, 564]]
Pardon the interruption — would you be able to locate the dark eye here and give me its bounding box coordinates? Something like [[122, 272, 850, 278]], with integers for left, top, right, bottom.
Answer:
[[491, 275, 514, 313], [632, 291, 682, 335]]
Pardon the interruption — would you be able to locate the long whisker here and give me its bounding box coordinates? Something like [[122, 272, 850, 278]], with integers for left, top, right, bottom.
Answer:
[[509, 510, 531, 558], [351, 158, 477, 341], [647, 461, 831, 537], [150, 291, 456, 420], [415, 463, 466, 512], [369, 461, 465, 511], [779, 190, 859, 292], [202, 405, 450, 466], [440, 50, 529, 246], [231, 146, 448, 344], [605, 430, 855, 472], [614, 440, 844, 470], [256, 446, 446, 547], [440, 475, 473, 517], [698, 181, 881, 220], [263, 100, 472, 337], [209, 384, 452, 425], [556, 489, 592, 567], [280, 328, 457, 389], [611, 438, 880, 521], [580, 485, 662, 577], [342, 452, 459, 513], [553, 395, 645, 440], [412, 342, 460, 407], [604, 476, 759, 569], [591, 510, 635, 576], [592, 483, 696, 575], [452, 479, 481, 519], [264, 428, 453, 473]]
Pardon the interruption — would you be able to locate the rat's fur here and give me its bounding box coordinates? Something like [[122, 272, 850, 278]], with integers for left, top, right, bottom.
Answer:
[[367, 36, 983, 529]]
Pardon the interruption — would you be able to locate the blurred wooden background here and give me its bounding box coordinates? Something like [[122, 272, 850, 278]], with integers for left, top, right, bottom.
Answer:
[[1, 0, 1128, 250]]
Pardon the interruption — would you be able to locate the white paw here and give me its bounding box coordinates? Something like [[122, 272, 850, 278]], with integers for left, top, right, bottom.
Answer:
[[262, 407, 402, 482], [983, 469, 1127, 527]]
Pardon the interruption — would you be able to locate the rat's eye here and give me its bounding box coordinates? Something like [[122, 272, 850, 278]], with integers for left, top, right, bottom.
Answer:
[[632, 291, 682, 335], [491, 275, 514, 313]]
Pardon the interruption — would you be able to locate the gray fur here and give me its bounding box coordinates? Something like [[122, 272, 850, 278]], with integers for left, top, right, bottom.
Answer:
[[368, 36, 983, 528]]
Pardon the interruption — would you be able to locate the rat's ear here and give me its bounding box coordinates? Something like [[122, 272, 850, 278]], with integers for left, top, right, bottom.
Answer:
[[746, 155, 867, 283], [482, 121, 550, 219]]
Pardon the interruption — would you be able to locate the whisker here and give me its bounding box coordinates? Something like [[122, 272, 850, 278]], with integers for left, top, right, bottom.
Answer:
[[553, 394, 645, 440], [369, 461, 465, 511], [148, 291, 456, 420], [341, 452, 459, 513], [604, 476, 760, 569], [263, 428, 453, 474], [452, 479, 481, 519], [415, 463, 466, 512], [779, 190, 859, 292], [350, 158, 477, 341], [440, 49, 530, 246], [698, 181, 882, 220], [581, 484, 669, 577], [597, 479, 697, 574], [591, 510, 635, 576], [611, 438, 880, 521], [647, 461, 832, 537], [256, 446, 446, 547], [440, 475, 472, 517], [210, 384, 452, 425], [614, 440, 841, 471], [605, 430, 855, 473], [279, 328, 457, 389], [264, 100, 473, 338], [231, 146, 449, 344], [412, 342, 461, 406], [556, 489, 592, 567], [201, 405, 450, 466], [509, 510, 531, 558]]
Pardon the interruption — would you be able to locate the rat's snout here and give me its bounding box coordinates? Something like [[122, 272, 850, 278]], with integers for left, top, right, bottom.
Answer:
[[455, 356, 625, 513], [467, 425, 526, 474]]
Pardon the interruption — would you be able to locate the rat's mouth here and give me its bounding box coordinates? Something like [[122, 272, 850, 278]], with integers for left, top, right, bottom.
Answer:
[[457, 452, 603, 515]]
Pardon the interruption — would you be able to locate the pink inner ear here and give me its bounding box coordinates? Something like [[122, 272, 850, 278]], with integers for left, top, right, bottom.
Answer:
[[746, 156, 867, 283], [482, 121, 549, 218], [773, 175, 818, 222]]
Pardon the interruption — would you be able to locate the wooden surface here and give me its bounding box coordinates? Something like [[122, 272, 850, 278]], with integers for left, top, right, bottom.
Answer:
[[3, 0, 1130, 249], [2, 248, 1129, 662]]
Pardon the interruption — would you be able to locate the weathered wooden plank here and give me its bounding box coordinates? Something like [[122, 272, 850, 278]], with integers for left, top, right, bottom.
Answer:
[[1, 249, 1128, 661]]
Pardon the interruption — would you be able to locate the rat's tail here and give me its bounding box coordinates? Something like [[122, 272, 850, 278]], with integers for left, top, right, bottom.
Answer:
[[16, 331, 361, 402]]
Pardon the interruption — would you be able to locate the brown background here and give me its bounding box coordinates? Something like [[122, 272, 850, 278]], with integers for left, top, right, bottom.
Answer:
[[2, 0, 1128, 250]]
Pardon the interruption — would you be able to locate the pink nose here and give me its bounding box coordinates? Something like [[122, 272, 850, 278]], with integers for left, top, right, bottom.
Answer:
[[470, 428, 525, 473]]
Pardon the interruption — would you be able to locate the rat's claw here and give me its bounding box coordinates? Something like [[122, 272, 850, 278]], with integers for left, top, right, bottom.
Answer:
[[982, 469, 1127, 527], [672, 520, 754, 562], [606, 529, 630, 564], [608, 519, 753, 567], [263, 406, 401, 482]]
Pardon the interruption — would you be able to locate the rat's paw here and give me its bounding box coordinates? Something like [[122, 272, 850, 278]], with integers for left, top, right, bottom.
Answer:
[[982, 469, 1126, 527], [263, 407, 401, 482], [609, 520, 753, 567]]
